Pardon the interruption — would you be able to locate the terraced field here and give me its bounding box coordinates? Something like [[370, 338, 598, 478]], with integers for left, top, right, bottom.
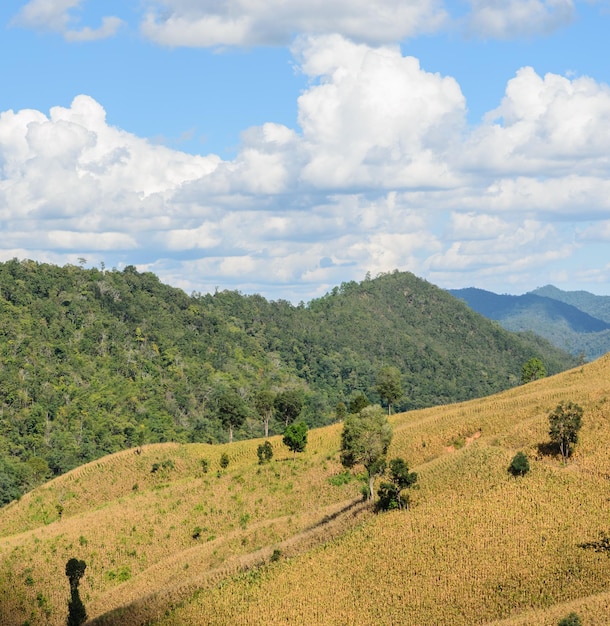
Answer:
[[2, 355, 610, 625]]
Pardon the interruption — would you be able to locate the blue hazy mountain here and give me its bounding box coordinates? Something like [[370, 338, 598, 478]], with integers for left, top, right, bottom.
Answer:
[[448, 287, 610, 361]]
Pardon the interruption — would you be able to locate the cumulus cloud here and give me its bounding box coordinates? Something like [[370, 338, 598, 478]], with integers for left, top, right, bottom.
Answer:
[[3, 36, 610, 298], [465, 0, 575, 38], [294, 35, 467, 189], [464, 67, 610, 177], [140, 0, 447, 47], [13, 0, 123, 41]]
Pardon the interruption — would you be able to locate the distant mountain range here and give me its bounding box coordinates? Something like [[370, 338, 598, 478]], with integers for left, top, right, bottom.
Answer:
[[448, 285, 610, 361]]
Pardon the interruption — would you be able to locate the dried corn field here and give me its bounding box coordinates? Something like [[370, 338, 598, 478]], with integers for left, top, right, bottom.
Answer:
[[2, 355, 610, 625]]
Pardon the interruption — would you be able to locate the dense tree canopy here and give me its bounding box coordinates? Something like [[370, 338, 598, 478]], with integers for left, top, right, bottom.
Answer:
[[0, 260, 575, 504]]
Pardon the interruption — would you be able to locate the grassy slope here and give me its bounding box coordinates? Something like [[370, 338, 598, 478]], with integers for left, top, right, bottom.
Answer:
[[1, 356, 610, 625]]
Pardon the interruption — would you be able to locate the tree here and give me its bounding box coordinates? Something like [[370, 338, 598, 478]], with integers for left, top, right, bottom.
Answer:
[[283, 421, 308, 459], [521, 357, 547, 384], [65, 558, 87, 626], [254, 389, 275, 438], [377, 457, 418, 510], [274, 389, 304, 427], [548, 401, 583, 463], [257, 440, 273, 464], [335, 401, 347, 421], [509, 451, 530, 476], [216, 388, 248, 443], [340, 405, 393, 500], [348, 392, 370, 415], [376, 366, 403, 414]]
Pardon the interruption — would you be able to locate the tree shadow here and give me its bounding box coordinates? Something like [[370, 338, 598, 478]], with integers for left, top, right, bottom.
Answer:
[[536, 441, 561, 458]]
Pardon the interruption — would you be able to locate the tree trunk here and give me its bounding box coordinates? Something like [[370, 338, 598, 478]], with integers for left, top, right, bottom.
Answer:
[[229, 425, 233, 444], [368, 473, 375, 500], [264, 416, 269, 439]]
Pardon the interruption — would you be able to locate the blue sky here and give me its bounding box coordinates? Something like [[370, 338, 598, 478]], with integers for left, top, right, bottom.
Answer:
[[2, 1, 610, 302]]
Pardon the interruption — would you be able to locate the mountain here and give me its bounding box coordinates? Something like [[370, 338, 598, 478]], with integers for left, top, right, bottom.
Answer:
[[532, 284, 610, 323], [449, 286, 610, 361], [1, 354, 608, 625], [0, 260, 574, 504]]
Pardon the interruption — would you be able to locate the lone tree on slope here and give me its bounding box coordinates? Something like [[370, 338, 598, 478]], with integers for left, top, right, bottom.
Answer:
[[65, 558, 87, 626], [283, 421, 308, 460], [521, 357, 546, 384], [340, 405, 393, 501], [548, 401, 583, 463]]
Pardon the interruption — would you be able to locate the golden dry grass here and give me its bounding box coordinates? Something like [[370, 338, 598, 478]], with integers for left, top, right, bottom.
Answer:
[[2, 355, 610, 625]]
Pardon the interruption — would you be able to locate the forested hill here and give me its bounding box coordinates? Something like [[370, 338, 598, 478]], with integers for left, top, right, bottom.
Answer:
[[450, 286, 610, 360], [532, 284, 610, 323], [0, 260, 574, 502]]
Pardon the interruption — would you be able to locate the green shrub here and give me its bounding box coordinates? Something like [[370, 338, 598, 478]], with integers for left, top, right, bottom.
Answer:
[[257, 441, 273, 464], [219, 453, 230, 469], [509, 451, 530, 476]]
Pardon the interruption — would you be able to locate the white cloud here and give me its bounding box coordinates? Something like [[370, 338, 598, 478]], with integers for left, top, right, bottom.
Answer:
[[140, 0, 448, 47], [294, 35, 466, 189], [461, 67, 610, 182], [3, 37, 610, 299], [465, 0, 575, 38], [13, 0, 123, 41]]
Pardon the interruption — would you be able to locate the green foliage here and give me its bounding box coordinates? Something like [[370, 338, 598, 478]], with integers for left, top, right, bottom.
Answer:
[[335, 402, 347, 421], [328, 470, 353, 486], [557, 613, 582, 626], [348, 393, 370, 415], [509, 451, 530, 476], [377, 458, 418, 511], [283, 421, 308, 459], [521, 357, 547, 383], [375, 366, 403, 414], [254, 389, 275, 438], [340, 405, 393, 500], [274, 389, 304, 427], [270, 548, 282, 562], [219, 453, 230, 469], [257, 440, 274, 464], [216, 388, 249, 443], [548, 401, 584, 462], [0, 261, 575, 504]]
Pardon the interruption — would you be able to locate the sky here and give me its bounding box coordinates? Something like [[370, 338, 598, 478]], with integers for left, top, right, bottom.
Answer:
[[2, 1, 610, 302]]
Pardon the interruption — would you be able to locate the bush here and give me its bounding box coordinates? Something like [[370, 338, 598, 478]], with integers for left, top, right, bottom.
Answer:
[[270, 548, 282, 562], [509, 451, 530, 476], [257, 441, 273, 464], [219, 452, 230, 469]]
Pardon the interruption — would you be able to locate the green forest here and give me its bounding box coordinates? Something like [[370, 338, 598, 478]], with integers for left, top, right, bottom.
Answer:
[[0, 259, 575, 503]]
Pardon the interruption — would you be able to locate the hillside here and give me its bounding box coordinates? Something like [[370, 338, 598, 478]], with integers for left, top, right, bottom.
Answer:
[[1, 355, 609, 625], [449, 286, 610, 361], [0, 260, 574, 503], [532, 285, 610, 323]]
